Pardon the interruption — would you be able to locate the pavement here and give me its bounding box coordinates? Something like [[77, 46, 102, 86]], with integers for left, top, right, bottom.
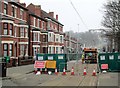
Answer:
[[97, 72, 120, 87], [1, 61, 120, 87]]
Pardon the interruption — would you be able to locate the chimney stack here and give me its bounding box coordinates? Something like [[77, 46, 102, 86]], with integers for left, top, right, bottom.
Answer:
[[56, 15, 58, 20], [49, 12, 54, 18], [20, 3, 26, 7]]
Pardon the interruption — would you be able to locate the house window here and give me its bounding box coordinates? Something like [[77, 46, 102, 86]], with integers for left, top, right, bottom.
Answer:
[[43, 35, 46, 42], [56, 47, 58, 54], [14, 8, 17, 17], [20, 27, 24, 37], [56, 38, 58, 42], [10, 24, 13, 36], [49, 47, 51, 54], [60, 36, 62, 43], [20, 9, 23, 19], [25, 28, 28, 38], [42, 21, 44, 29], [4, 3, 7, 14], [9, 44, 13, 56], [33, 33, 38, 41], [20, 45, 24, 55], [3, 23, 8, 35], [3, 43, 8, 56], [56, 35, 59, 42], [11, 7, 15, 17], [14, 27, 17, 37]]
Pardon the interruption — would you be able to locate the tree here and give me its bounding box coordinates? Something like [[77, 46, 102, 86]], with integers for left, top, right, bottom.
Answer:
[[102, 0, 120, 52]]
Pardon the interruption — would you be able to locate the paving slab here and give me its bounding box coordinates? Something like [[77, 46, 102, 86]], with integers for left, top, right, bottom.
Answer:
[[97, 72, 119, 86]]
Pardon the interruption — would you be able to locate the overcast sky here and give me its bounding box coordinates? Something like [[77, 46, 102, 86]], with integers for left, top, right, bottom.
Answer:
[[20, 0, 107, 32]]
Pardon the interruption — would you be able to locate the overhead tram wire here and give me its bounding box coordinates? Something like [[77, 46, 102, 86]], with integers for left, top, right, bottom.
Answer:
[[69, 0, 89, 30]]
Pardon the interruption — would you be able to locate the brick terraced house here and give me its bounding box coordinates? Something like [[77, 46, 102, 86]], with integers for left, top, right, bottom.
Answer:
[[0, 0, 29, 59], [0, 0, 65, 62], [27, 3, 48, 56], [41, 10, 64, 54]]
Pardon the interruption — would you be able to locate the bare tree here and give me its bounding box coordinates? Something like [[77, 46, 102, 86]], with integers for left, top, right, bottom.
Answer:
[[102, 0, 120, 51]]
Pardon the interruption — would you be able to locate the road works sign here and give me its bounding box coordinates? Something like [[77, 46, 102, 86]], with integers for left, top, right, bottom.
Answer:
[[34, 61, 46, 68], [101, 64, 108, 69], [46, 60, 56, 68]]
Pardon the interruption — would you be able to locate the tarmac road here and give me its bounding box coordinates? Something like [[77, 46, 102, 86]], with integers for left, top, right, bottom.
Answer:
[[1, 60, 119, 87]]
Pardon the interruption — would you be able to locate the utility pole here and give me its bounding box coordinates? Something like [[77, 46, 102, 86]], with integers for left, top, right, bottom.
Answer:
[[76, 24, 79, 75], [77, 24, 79, 63]]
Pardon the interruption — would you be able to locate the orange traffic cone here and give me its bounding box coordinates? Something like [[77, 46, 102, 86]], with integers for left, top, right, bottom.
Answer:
[[71, 67, 75, 75], [44, 68, 47, 74], [92, 68, 96, 76], [83, 67, 87, 76], [62, 67, 66, 75], [55, 68, 58, 75]]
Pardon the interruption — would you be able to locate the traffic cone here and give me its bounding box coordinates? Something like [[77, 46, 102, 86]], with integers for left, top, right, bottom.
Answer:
[[34, 68, 37, 74], [71, 67, 75, 75], [92, 68, 96, 76], [36, 71, 41, 75], [44, 68, 47, 74], [36, 70, 41, 75], [62, 67, 66, 75], [40, 68, 42, 74], [55, 68, 58, 75], [83, 67, 87, 76]]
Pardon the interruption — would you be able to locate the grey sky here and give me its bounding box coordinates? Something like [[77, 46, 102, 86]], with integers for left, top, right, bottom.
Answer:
[[20, 0, 107, 32]]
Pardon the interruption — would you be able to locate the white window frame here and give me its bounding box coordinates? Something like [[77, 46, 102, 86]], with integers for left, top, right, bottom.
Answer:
[[4, 3, 8, 14], [20, 9, 23, 19], [14, 7, 17, 18], [9, 44, 13, 56], [20, 27, 24, 37], [25, 28, 28, 38]]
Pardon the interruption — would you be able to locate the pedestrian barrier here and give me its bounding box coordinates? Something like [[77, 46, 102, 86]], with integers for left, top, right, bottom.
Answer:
[[36, 54, 67, 72], [98, 52, 120, 72]]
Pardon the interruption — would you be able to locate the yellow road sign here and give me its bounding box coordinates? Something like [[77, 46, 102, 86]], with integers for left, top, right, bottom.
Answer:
[[46, 60, 56, 68]]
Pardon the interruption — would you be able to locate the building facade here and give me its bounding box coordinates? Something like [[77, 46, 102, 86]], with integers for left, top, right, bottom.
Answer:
[[0, 0, 65, 60], [41, 10, 64, 54], [64, 34, 78, 54], [27, 3, 48, 56], [0, 0, 28, 58]]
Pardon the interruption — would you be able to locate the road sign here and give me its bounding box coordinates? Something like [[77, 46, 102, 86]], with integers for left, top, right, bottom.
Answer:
[[101, 64, 108, 69], [34, 61, 46, 68], [46, 60, 56, 68]]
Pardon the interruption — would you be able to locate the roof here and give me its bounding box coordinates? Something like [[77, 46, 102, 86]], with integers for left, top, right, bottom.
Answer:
[[9, 1, 28, 11], [41, 10, 64, 26], [29, 11, 47, 22]]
